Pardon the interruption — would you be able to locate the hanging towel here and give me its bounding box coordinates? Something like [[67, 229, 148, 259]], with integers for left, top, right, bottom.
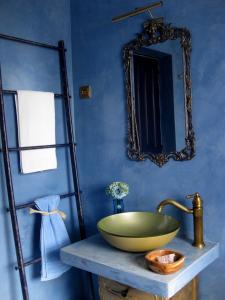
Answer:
[[31, 195, 71, 281], [15, 90, 57, 173]]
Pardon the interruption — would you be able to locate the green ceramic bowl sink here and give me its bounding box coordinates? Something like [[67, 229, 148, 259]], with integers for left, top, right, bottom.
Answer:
[[97, 212, 180, 252]]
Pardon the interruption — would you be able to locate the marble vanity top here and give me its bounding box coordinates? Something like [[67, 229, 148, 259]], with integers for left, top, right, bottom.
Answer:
[[60, 234, 219, 298]]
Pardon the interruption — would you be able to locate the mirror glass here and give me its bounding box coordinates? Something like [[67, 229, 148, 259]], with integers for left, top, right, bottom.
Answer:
[[124, 20, 195, 166], [133, 40, 185, 154]]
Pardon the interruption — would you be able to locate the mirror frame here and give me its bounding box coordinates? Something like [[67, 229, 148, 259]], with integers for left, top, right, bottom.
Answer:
[[123, 20, 195, 167]]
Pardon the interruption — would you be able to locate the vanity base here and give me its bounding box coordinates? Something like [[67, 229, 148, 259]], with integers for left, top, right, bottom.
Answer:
[[61, 234, 219, 298], [99, 276, 198, 300]]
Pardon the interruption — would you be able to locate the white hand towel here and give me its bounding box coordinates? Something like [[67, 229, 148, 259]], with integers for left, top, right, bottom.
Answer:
[[15, 90, 57, 173]]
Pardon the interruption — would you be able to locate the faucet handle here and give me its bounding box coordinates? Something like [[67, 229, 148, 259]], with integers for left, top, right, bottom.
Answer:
[[186, 193, 202, 208], [186, 192, 199, 200]]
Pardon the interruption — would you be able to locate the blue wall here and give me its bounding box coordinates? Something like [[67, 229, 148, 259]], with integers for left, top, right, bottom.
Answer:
[[71, 1, 225, 299], [1, 1, 224, 299], [0, 1, 85, 299]]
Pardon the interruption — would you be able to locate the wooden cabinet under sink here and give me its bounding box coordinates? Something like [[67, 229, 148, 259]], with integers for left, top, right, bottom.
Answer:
[[99, 276, 198, 300]]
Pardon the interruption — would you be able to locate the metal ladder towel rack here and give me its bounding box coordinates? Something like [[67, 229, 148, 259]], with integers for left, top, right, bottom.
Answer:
[[0, 34, 95, 300]]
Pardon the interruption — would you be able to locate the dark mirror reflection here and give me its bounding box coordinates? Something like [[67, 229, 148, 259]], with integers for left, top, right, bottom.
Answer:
[[132, 40, 185, 155]]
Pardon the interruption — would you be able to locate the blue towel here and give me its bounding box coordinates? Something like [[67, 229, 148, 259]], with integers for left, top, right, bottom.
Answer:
[[34, 195, 71, 281]]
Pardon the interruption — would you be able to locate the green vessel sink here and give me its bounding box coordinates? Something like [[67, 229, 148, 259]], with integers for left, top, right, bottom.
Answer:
[[97, 212, 180, 252]]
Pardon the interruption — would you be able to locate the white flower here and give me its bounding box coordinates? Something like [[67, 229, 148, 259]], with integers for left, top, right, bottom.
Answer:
[[106, 182, 129, 199]]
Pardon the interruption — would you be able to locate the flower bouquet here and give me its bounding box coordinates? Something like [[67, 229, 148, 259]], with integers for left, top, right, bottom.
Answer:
[[106, 182, 129, 213]]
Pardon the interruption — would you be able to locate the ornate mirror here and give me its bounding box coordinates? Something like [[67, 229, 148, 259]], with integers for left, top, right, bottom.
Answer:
[[123, 19, 195, 167]]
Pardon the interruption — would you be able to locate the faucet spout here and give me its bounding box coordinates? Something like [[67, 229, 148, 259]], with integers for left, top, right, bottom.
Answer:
[[157, 198, 193, 214], [156, 193, 205, 249]]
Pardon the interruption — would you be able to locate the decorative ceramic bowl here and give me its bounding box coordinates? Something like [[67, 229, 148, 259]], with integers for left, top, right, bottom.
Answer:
[[145, 249, 185, 274]]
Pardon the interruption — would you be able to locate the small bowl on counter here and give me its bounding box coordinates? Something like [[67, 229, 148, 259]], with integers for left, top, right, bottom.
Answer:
[[145, 249, 185, 275]]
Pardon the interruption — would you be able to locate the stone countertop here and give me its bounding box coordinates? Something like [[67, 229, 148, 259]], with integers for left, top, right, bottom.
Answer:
[[60, 234, 219, 298]]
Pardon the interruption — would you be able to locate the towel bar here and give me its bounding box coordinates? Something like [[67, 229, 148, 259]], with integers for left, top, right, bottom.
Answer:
[[0, 32, 60, 50], [0, 142, 76, 152], [2, 89, 71, 99], [6, 191, 82, 211], [15, 257, 42, 270]]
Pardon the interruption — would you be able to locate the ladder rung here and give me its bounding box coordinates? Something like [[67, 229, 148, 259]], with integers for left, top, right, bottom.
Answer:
[[2, 89, 72, 99], [24, 257, 41, 267], [0, 142, 76, 152], [15, 257, 41, 270], [0, 33, 59, 51], [7, 191, 82, 212]]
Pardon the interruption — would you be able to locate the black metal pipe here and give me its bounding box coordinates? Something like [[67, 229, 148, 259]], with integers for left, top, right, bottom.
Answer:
[[0, 142, 76, 152], [58, 41, 95, 300], [24, 257, 41, 267], [0, 33, 59, 50], [10, 191, 77, 211], [15, 257, 42, 270], [58, 41, 86, 240], [2, 89, 63, 98], [0, 65, 29, 299]]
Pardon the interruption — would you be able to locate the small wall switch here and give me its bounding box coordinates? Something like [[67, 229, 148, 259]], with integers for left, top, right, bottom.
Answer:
[[79, 85, 92, 99]]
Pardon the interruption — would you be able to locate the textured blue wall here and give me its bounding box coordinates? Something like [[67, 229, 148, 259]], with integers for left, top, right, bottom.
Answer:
[[71, 1, 225, 299], [0, 1, 84, 299]]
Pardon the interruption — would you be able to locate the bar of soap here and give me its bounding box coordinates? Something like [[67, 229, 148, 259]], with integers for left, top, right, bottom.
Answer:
[[145, 249, 185, 274], [157, 253, 176, 264]]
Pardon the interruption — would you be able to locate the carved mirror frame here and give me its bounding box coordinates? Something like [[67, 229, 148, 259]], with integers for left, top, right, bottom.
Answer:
[[123, 20, 195, 167]]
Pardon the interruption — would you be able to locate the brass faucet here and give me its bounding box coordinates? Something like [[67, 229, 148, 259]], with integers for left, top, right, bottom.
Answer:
[[157, 192, 205, 249]]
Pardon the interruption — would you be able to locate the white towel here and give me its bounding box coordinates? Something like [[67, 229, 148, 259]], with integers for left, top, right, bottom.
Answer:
[[15, 90, 57, 174]]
